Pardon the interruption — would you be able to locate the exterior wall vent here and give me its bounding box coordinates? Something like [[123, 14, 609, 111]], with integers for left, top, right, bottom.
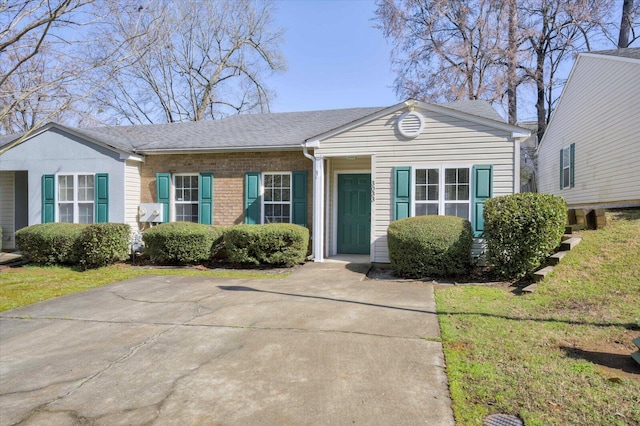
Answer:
[[397, 110, 424, 138]]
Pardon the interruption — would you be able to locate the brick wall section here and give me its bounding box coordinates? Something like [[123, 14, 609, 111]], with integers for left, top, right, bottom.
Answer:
[[141, 151, 314, 229]]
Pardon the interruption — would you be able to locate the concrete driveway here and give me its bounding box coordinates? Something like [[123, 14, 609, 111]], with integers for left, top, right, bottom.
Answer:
[[0, 261, 454, 425]]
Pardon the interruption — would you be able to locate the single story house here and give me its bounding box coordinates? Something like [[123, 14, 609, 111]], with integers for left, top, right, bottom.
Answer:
[[1, 99, 529, 262], [537, 48, 640, 209]]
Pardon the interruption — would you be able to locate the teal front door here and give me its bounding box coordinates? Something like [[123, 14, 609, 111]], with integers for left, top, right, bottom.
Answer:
[[337, 174, 371, 254]]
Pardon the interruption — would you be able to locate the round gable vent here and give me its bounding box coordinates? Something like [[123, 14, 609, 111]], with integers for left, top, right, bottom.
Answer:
[[397, 110, 424, 138]]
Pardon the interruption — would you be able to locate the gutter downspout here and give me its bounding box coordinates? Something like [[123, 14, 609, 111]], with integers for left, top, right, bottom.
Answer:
[[302, 143, 324, 262]]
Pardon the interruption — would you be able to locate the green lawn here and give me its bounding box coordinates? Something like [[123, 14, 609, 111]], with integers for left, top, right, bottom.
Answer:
[[436, 209, 640, 425], [0, 264, 288, 312]]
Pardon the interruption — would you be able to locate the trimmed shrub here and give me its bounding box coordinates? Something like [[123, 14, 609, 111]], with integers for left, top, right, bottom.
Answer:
[[142, 222, 224, 265], [387, 215, 473, 278], [15, 223, 86, 265], [485, 193, 567, 279], [78, 223, 131, 269], [224, 224, 309, 267]]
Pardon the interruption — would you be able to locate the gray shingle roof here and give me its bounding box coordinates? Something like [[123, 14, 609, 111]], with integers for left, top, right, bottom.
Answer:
[[589, 47, 640, 60], [1, 99, 511, 154]]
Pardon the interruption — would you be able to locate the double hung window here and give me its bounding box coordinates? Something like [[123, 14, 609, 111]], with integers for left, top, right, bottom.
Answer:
[[174, 174, 199, 222], [263, 172, 291, 223], [58, 174, 95, 224], [414, 166, 470, 220]]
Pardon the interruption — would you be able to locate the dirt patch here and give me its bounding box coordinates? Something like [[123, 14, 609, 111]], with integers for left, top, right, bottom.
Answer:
[[366, 266, 513, 286], [560, 343, 640, 382]]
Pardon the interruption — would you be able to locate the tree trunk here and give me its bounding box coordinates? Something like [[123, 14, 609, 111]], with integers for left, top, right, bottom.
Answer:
[[618, 0, 633, 48], [507, 0, 518, 124], [535, 50, 546, 142]]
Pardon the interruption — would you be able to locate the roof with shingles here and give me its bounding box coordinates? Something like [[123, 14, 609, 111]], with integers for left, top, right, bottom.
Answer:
[[590, 47, 640, 60], [1, 99, 512, 154]]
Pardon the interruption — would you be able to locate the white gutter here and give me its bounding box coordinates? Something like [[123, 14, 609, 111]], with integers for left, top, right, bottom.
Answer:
[[302, 141, 324, 262]]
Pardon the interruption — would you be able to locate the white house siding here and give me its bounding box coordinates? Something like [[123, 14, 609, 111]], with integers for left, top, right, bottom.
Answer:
[[124, 160, 141, 232], [326, 156, 372, 256], [316, 107, 516, 263], [538, 54, 640, 207], [0, 172, 15, 249]]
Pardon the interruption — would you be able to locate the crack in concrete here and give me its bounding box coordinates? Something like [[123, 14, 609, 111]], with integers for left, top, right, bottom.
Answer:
[[14, 326, 175, 425]]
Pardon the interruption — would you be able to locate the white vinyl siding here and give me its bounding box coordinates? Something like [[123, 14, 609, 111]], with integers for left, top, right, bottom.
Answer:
[[124, 160, 141, 232], [317, 108, 515, 263], [0, 172, 15, 249], [538, 54, 640, 207]]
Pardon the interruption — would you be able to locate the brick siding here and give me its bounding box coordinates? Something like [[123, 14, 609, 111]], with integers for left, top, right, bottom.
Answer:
[[141, 151, 313, 229]]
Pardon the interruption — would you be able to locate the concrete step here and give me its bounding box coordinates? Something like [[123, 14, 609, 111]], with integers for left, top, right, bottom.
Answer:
[[533, 266, 554, 282], [522, 283, 537, 293], [632, 351, 640, 366], [560, 237, 582, 251], [549, 251, 569, 265], [561, 234, 573, 241], [565, 224, 585, 234], [633, 337, 640, 350]]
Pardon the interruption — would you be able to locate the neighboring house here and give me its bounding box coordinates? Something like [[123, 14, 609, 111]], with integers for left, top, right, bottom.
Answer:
[[537, 48, 640, 209], [0, 99, 529, 263], [518, 121, 538, 193]]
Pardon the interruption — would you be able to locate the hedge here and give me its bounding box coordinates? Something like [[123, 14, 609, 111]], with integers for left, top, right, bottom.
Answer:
[[484, 193, 566, 279], [387, 215, 473, 278], [15, 223, 87, 265], [224, 224, 309, 267], [78, 223, 131, 269], [142, 222, 224, 265]]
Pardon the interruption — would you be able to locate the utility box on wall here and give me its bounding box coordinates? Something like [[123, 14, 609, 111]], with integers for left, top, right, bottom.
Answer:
[[138, 203, 164, 223]]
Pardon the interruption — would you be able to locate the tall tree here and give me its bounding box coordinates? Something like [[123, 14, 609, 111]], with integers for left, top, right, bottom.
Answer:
[[375, 0, 615, 140], [91, 0, 285, 124], [375, 0, 508, 104], [618, 0, 635, 47]]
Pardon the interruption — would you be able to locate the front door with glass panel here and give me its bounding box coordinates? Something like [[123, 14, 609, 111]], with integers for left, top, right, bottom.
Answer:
[[337, 174, 371, 254]]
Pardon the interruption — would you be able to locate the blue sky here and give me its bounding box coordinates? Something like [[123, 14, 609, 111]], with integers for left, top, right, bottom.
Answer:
[[269, 0, 399, 112]]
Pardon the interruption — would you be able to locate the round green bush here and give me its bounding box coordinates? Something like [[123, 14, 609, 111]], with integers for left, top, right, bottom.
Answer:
[[224, 223, 309, 267], [15, 223, 87, 265], [142, 222, 224, 265], [78, 223, 131, 269], [387, 215, 473, 278], [484, 193, 567, 279]]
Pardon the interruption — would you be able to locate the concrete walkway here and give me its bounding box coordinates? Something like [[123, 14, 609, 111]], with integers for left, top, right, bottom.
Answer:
[[0, 260, 454, 425]]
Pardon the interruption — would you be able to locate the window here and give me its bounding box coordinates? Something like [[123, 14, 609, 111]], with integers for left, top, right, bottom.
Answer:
[[263, 172, 291, 223], [560, 144, 574, 189], [58, 174, 94, 223], [174, 174, 199, 222], [414, 166, 470, 220]]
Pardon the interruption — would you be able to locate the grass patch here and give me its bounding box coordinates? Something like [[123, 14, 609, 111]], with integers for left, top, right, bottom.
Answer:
[[0, 264, 288, 312], [436, 209, 640, 425]]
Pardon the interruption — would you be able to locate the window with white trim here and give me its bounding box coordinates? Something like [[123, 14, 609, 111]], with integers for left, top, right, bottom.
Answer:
[[58, 174, 94, 223], [414, 166, 470, 220], [263, 172, 291, 223], [174, 174, 199, 222]]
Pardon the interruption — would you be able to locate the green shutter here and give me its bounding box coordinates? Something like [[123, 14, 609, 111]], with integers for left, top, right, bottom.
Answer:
[[472, 165, 493, 238], [569, 143, 575, 188], [245, 172, 261, 224], [95, 173, 109, 223], [41, 174, 55, 223], [559, 149, 564, 190], [156, 173, 171, 223], [393, 167, 411, 221], [291, 171, 307, 227], [198, 173, 214, 225]]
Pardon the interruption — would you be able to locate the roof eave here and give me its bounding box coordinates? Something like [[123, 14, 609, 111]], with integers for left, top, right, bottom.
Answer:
[[137, 145, 303, 155]]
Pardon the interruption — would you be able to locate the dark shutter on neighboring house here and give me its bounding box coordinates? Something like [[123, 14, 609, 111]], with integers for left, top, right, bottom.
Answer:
[[393, 167, 411, 221], [559, 149, 564, 190], [95, 173, 109, 223], [245, 172, 261, 224], [291, 171, 307, 227], [41, 174, 55, 223], [198, 173, 214, 225], [472, 165, 493, 238], [569, 143, 575, 188], [156, 173, 171, 223]]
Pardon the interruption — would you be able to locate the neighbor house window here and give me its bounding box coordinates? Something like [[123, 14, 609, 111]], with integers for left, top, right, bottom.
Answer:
[[263, 172, 291, 223], [174, 174, 199, 222], [58, 174, 94, 224], [414, 166, 470, 220], [560, 144, 575, 189]]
